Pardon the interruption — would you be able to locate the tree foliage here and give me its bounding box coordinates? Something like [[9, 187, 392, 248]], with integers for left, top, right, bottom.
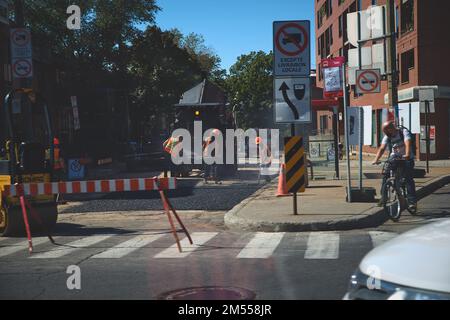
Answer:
[[225, 51, 273, 129]]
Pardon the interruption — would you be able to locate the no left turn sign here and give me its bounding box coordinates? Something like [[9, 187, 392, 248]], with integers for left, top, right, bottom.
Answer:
[[356, 69, 381, 95]]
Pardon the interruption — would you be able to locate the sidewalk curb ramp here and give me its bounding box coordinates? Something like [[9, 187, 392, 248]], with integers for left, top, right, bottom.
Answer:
[[224, 174, 450, 232]]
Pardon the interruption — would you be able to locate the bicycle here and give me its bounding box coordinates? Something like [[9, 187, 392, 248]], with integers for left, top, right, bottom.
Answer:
[[378, 155, 418, 222]]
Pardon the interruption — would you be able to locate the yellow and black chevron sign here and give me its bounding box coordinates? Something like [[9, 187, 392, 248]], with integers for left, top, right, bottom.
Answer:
[[284, 136, 306, 193]]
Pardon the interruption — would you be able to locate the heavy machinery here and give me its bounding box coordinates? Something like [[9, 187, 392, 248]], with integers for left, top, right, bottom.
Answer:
[[0, 89, 58, 236]]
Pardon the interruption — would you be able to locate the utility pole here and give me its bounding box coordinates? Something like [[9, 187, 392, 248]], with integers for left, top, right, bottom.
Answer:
[[14, 0, 24, 26], [386, 0, 399, 125]]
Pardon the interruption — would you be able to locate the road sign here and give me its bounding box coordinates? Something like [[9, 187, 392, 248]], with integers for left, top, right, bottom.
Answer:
[[356, 69, 381, 95], [419, 89, 434, 102], [284, 136, 306, 193], [12, 58, 33, 79], [273, 20, 310, 77], [420, 101, 435, 113], [10, 28, 32, 58], [322, 57, 345, 98], [274, 77, 311, 123]]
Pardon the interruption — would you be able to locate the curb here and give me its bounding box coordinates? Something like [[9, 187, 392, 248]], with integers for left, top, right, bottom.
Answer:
[[224, 174, 450, 232]]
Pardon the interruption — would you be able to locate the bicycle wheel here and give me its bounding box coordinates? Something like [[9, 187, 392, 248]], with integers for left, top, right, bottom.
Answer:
[[382, 178, 402, 222]]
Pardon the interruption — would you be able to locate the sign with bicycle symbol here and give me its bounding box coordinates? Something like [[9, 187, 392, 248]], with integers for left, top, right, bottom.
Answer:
[[68, 159, 85, 180]]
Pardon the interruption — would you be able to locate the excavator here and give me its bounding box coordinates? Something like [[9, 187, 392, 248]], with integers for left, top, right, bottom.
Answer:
[[0, 89, 58, 236]]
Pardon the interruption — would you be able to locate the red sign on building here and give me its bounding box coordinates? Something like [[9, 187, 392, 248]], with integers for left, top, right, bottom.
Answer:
[[321, 57, 345, 99]]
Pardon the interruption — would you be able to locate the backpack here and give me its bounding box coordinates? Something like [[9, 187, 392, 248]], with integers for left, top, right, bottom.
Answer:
[[386, 126, 415, 156]]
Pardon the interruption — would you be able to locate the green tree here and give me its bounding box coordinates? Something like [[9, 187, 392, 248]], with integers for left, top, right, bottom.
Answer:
[[226, 51, 273, 129], [129, 27, 204, 135]]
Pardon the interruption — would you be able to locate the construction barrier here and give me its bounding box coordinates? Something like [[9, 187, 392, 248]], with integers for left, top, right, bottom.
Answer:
[[1, 177, 192, 254]]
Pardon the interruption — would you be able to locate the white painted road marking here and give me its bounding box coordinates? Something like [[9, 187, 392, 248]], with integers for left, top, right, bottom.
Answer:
[[31, 235, 114, 259], [154, 232, 218, 258], [0, 238, 51, 258], [304, 232, 340, 259], [237, 232, 285, 259], [91, 234, 165, 259], [369, 231, 398, 247]]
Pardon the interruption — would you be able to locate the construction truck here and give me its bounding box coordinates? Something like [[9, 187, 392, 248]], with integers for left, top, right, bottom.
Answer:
[[0, 89, 58, 236]]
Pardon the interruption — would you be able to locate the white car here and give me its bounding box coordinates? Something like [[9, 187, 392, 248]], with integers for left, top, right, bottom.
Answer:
[[344, 219, 450, 300]]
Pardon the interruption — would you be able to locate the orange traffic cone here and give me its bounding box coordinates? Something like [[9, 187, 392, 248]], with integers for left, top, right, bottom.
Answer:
[[277, 163, 290, 197]]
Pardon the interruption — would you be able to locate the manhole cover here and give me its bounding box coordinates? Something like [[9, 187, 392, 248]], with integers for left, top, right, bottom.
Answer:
[[157, 286, 256, 300]]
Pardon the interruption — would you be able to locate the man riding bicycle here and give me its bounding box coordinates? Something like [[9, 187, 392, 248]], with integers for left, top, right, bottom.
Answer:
[[372, 120, 417, 212]]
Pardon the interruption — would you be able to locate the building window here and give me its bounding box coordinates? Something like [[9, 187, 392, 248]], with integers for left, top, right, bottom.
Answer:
[[401, 0, 414, 34], [329, 25, 333, 45], [401, 49, 414, 84], [320, 115, 329, 131], [395, 5, 399, 38], [357, 0, 362, 11], [339, 0, 346, 6], [372, 0, 377, 6], [318, 3, 327, 28], [327, 0, 333, 16], [338, 15, 343, 38]]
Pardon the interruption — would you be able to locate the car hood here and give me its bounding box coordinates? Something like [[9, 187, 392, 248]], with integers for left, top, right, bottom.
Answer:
[[360, 219, 450, 293]]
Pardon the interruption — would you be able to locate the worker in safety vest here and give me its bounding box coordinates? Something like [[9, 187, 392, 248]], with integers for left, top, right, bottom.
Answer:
[[53, 137, 66, 173], [203, 129, 221, 184], [53, 137, 67, 204], [256, 136, 272, 183], [163, 135, 182, 177]]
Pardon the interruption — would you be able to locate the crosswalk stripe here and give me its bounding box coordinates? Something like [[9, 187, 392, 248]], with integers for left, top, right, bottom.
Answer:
[[154, 232, 218, 258], [237, 232, 285, 259], [0, 238, 51, 258], [30, 235, 114, 259], [304, 232, 339, 259], [91, 234, 165, 259], [369, 231, 398, 247]]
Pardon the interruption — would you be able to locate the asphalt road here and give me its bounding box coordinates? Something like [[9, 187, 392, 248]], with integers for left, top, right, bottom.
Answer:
[[0, 178, 449, 300]]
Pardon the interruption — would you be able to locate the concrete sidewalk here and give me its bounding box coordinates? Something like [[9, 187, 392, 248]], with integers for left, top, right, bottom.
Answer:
[[225, 166, 450, 232]]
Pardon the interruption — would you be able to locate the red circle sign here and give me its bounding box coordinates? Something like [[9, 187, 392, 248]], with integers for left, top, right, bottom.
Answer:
[[357, 70, 380, 93], [275, 23, 308, 57], [13, 59, 32, 77], [12, 29, 30, 47]]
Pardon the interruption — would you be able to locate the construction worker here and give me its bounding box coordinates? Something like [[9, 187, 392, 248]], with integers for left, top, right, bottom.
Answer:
[[203, 129, 221, 184], [256, 136, 272, 183], [53, 137, 66, 178], [53, 137, 67, 204], [163, 135, 182, 177]]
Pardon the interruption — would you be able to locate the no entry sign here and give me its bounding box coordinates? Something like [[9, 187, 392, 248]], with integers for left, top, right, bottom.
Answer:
[[356, 69, 381, 95], [12, 58, 33, 79], [10, 28, 33, 80], [273, 20, 310, 77]]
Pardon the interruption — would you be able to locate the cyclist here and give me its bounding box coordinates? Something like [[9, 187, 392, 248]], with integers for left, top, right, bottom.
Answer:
[[372, 120, 417, 212]]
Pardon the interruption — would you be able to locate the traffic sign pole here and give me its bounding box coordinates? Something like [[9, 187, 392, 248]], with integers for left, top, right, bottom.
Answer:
[[342, 64, 352, 202], [425, 101, 430, 174], [291, 124, 298, 215]]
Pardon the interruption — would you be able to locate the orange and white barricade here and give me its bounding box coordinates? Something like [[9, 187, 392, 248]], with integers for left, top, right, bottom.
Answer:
[[1, 177, 192, 254]]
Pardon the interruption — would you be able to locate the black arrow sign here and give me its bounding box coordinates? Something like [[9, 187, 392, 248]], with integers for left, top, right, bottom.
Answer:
[[279, 82, 299, 120]]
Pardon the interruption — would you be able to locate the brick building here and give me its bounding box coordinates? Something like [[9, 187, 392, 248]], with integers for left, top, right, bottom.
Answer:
[[314, 0, 450, 160]]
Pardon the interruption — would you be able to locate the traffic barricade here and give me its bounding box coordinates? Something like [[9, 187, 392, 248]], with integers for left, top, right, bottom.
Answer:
[[1, 177, 192, 254]]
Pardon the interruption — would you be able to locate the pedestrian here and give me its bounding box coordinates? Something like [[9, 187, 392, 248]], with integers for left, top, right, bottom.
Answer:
[[256, 136, 272, 183], [203, 129, 221, 184]]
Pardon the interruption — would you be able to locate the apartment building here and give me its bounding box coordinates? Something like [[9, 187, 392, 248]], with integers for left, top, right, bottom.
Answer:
[[314, 0, 450, 160]]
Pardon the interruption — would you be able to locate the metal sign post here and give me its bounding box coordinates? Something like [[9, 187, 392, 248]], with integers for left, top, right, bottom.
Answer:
[[419, 89, 434, 174], [342, 64, 352, 202], [359, 107, 364, 190]]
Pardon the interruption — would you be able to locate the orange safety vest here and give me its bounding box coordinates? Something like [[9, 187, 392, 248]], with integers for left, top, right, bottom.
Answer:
[[163, 137, 180, 155], [53, 138, 64, 170]]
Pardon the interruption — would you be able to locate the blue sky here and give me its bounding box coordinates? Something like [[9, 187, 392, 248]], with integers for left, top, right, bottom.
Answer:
[[155, 0, 316, 72]]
